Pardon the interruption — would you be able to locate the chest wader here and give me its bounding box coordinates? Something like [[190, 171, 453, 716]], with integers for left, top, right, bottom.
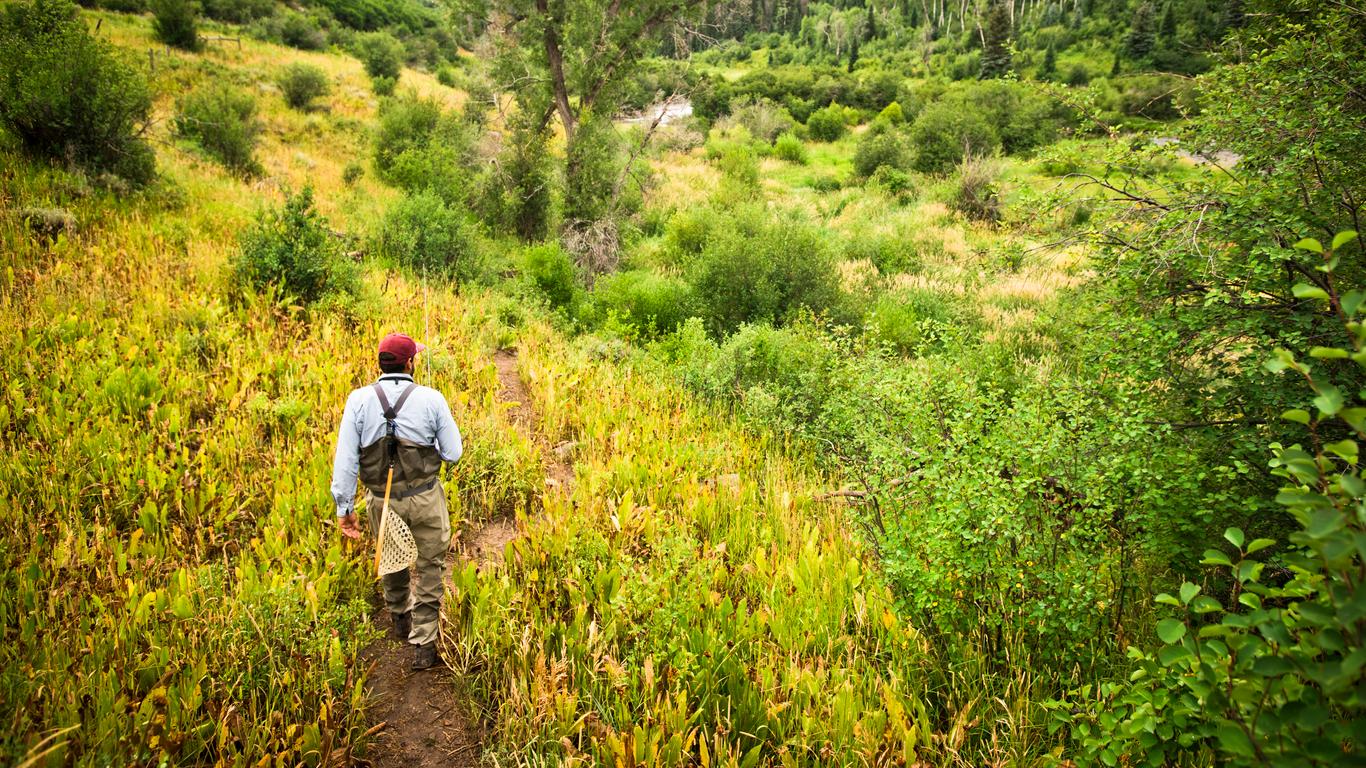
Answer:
[[362, 382, 441, 577]]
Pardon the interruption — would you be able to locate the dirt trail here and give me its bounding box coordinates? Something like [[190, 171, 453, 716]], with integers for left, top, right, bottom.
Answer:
[[460, 349, 573, 565], [359, 348, 570, 766]]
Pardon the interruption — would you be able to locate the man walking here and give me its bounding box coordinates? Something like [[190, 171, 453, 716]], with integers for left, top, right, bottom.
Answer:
[[331, 333, 463, 670]]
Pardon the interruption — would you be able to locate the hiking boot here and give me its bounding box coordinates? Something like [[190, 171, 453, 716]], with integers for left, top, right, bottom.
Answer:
[[412, 642, 439, 671], [390, 611, 411, 642]]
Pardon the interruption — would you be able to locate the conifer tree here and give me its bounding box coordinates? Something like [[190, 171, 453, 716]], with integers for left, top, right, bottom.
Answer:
[[1125, 1, 1157, 59], [1039, 41, 1057, 80], [980, 0, 1012, 78], [1159, 1, 1177, 42]]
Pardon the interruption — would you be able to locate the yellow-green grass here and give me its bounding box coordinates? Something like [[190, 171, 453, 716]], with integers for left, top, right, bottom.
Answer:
[[0, 14, 537, 764]]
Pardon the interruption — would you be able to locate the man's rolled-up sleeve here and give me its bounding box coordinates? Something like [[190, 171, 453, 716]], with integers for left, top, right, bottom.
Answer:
[[330, 392, 362, 517], [433, 395, 463, 464]]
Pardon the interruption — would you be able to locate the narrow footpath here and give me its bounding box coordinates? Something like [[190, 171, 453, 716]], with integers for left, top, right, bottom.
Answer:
[[356, 348, 571, 767]]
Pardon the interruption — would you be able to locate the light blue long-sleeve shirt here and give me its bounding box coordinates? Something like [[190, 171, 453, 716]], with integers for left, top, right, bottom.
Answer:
[[330, 373, 463, 517]]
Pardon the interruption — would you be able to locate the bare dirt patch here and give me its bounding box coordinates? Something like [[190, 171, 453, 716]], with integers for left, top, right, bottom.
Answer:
[[358, 614, 482, 768]]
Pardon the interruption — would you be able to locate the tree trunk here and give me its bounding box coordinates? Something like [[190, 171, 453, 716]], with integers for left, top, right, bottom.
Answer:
[[536, 0, 577, 142]]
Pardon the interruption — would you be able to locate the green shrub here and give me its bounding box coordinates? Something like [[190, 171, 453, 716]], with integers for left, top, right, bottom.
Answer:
[[279, 10, 326, 50], [591, 269, 696, 338], [805, 104, 847, 142], [663, 207, 723, 263], [341, 161, 363, 185], [151, 0, 200, 51], [0, 0, 155, 184], [372, 94, 472, 200], [909, 101, 999, 174], [371, 74, 396, 96], [230, 187, 359, 305], [771, 131, 807, 164], [435, 65, 457, 87], [691, 216, 847, 334], [877, 100, 905, 124], [865, 289, 967, 355], [175, 85, 262, 176], [357, 31, 403, 86], [715, 142, 760, 201], [853, 128, 909, 178], [522, 242, 579, 313], [201, 0, 271, 23], [867, 165, 916, 202], [372, 190, 482, 281], [278, 63, 330, 110], [1052, 236, 1366, 765]]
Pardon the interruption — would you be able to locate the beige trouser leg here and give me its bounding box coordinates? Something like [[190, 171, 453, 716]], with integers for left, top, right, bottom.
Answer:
[[367, 483, 450, 646]]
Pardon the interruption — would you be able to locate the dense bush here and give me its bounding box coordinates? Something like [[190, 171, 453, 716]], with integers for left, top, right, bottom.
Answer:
[[853, 128, 909, 178], [230, 187, 359, 305], [867, 165, 916, 202], [1052, 236, 1366, 765], [372, 190, 482, 282], [909, 100, 999, 173], [805, 103, 847, 141], [590, 269, 696, 338], [471, 121, 552, 241], [690, 215, 847, 334], [175, 85, 262, 176], [0, 0, 155, 184], [278, 10, 327, 50], [771, 131, 807, 164], [865, 288, 969, 356], [200, 0, 271, 23], [277, 63, 330, 110], [356, 31, 403, 85], [151, 0, 200, 51], [372, 94, 473, 200], [522, 242, 579, 313]]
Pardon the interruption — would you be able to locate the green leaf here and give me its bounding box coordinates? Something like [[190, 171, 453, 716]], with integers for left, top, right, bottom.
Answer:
[[1201, 549, 1233, 567], [1282, 408, 1311, 424], [1338, 473, 1364, 498], [1246, 538, 1275, 554], [1253, 656, 1294, 676], [1156, 618, 1187, 644], [1179, 582, 1200, 605], [1155, 592, 1180, 607], [1331, 230, 1359, 252], [1310, 346, 1350, 359], [1191, 595, 1224, 614], [1325, 439, 1358, 463], [1342, 408, 1366, 434], [1315, 385, 1345, 416], [1295, 237, 1325, 254], [1293, 283, 1330, 301], [1342, 289, 1366, 318], [1224, 527, 1245, 549], [1216, 724, 1254, 756]]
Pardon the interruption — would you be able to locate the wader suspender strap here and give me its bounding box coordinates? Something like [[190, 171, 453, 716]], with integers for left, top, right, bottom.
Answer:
[[372, 382, 418, 467]]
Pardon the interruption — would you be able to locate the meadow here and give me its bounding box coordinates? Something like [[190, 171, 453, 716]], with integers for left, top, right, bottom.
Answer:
[[2, 0, 1362, 765]]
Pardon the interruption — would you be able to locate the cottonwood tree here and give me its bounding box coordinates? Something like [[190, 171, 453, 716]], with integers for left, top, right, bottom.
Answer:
[[488, 0, 707, 264]]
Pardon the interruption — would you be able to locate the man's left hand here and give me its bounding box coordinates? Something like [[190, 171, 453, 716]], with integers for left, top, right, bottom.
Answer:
[[338, 513, 362, 540]]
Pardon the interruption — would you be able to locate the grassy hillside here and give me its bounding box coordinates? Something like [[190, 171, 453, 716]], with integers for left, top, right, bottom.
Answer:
[[0, 11, 529, 763]]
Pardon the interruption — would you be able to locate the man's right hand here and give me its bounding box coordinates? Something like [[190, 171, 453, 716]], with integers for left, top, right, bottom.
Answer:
[[338, 513, 362, 540]]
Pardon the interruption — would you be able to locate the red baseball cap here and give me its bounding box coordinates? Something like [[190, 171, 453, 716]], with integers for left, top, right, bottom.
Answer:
[[377, 333, 426, 365]]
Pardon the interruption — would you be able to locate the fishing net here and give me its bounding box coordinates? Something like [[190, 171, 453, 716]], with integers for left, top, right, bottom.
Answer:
[[376, 508, 418, 577]]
